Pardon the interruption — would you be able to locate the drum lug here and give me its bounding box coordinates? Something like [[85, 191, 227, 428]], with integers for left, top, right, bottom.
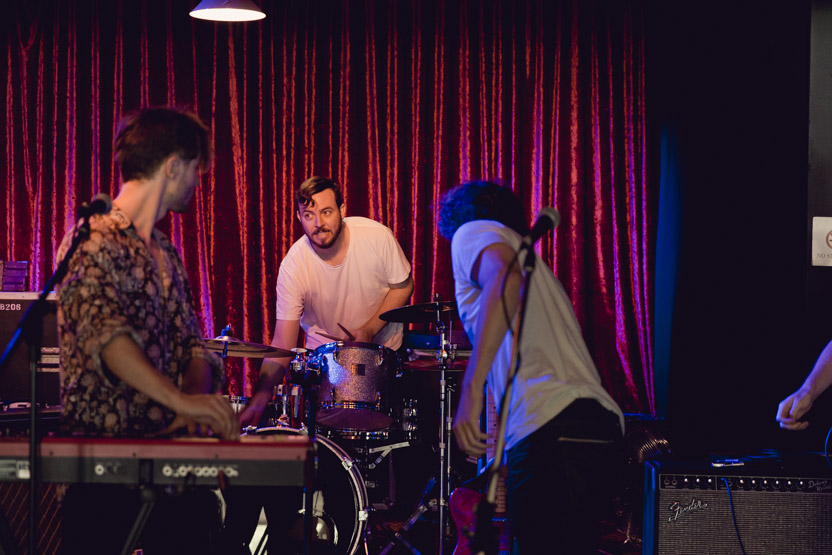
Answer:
[[334, 344, 340, 363], [377, 345, 384, 365], [375, 392, 382, 410], [331, 388, 337, 403], [358, 509, 369, 522], [341, 457, 354, 471]]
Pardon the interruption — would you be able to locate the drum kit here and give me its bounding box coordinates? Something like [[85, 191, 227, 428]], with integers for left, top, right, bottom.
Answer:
[[205, 301, 467, 555]]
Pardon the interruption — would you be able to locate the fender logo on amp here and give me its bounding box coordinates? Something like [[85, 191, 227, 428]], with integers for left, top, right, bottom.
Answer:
[[667, 498, 709, 523]]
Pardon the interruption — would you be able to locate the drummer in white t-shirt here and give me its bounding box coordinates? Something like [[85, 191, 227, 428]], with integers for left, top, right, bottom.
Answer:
[[239, 175, 413, 428], [221, 176, 412, 554]]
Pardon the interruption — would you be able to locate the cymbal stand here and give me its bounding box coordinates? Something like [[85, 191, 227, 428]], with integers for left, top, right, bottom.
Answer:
[[380, 303, 456, 555], [219, 324, 233, 358], [434, 309, 454, 555]]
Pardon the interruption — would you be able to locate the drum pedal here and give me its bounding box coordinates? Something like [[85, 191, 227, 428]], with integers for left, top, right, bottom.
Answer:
[[378, 476, 438, 555]]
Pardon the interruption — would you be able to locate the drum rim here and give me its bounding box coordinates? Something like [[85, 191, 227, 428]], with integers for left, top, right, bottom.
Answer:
[[316, 405, 395, 433], [319, 401, 387, 412], [336, 433, 389, 439], [320, 428, 393, 438], [314, 341, 399, 356]]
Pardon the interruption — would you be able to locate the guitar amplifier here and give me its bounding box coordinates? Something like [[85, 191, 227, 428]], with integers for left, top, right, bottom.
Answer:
[[643, 456, 832, 554], [0, 292, 60, 407]]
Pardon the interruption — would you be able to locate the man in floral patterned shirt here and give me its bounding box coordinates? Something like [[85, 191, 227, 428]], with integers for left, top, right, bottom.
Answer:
[[56, 107, 237, 555]]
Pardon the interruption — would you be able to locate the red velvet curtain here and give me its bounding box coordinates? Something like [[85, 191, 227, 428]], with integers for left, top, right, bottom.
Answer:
[[1, 0, 654, 415]]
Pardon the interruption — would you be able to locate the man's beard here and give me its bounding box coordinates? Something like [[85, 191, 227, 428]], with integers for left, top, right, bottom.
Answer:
[[311, 220, 343, 249], [167, 186, 194, 214]]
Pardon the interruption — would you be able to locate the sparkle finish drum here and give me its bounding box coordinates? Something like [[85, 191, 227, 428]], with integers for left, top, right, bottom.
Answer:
[[311, 342, 399, 432]]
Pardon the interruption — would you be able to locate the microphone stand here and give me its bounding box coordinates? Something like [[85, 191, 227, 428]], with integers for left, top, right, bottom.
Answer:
[[0, 214, 94, 555], [470, 242, 539, 555]]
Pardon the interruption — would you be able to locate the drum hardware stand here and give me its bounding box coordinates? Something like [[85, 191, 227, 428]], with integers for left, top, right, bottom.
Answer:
[[246, 349, 318, 555], [274, 348, 308, 430], [282, 350, 317, 555], [434, 303, 457, 554], [378, 477, 438, 555], [274, 382, 304, 429], [380, 302, 457, 555], [365, 440, 411, 470], [219, 323, 234, 358], [290, 350, 341, 555], [363, 440, 412, 511]]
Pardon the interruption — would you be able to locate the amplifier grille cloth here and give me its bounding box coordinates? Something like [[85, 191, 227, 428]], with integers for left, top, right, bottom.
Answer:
[[0, 482, 62, 555], [652, 477, 832, 554]]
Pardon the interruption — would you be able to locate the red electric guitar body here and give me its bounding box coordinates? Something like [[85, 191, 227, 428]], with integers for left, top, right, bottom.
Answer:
[[449, 486, 511, 555], [450, 388, 511, 555]]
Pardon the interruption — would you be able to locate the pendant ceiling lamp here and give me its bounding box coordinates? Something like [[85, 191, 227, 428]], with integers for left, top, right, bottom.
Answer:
[[189, 0, 266, 22]]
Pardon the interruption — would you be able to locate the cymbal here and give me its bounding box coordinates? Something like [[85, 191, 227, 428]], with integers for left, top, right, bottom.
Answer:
[[204, 336, 294, 358], [380, 301, 458, 323]]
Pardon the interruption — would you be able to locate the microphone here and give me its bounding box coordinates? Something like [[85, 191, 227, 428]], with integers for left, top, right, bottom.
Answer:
[[78, 193, 113, 219], [521, 207, 560, 248]]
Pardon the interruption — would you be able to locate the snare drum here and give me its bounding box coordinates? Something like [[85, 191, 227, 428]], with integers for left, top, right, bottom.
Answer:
[[252, 427, 369, 554], [311, 342, 399, 432]]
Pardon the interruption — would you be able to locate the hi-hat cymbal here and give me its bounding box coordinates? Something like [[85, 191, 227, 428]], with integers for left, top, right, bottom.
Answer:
[[204, 336, 294, 358], [379, 301, 458, 323]]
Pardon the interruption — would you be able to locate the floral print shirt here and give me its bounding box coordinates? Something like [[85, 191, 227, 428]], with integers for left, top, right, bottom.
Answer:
[[56, 206, 223, 437]]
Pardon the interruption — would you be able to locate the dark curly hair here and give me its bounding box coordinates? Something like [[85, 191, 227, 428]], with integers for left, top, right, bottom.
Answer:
[[114, 107, 212, 182], [437, 180, 528, 239]]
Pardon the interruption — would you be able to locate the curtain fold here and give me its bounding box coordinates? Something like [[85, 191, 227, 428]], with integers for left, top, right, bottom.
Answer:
[[1, 0, 655, 415]]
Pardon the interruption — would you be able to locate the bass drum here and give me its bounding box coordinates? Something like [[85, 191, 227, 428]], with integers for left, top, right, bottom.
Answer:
[[254, 427, 368, 555]]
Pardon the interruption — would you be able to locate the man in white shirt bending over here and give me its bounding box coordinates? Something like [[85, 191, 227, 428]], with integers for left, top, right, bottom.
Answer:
[[240, 175, 413, 427]]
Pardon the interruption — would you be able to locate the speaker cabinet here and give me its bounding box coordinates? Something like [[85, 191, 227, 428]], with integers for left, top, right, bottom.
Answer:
[[0, 482, 62, 554], [0, 292, 59, 407], [643, 457, 832, 554]]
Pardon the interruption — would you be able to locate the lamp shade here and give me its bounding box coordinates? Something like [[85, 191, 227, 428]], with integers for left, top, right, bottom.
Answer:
[[189, 0, 266, 22]]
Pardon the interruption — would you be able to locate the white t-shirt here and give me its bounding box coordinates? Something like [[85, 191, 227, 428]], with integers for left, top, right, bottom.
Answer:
[[451, 220, 624, 449], [275, 216, 412, 350]]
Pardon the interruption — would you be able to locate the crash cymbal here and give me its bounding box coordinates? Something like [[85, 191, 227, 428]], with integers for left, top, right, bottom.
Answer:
[[204, 335, 294, 358], [379, 301, 458, 323]]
